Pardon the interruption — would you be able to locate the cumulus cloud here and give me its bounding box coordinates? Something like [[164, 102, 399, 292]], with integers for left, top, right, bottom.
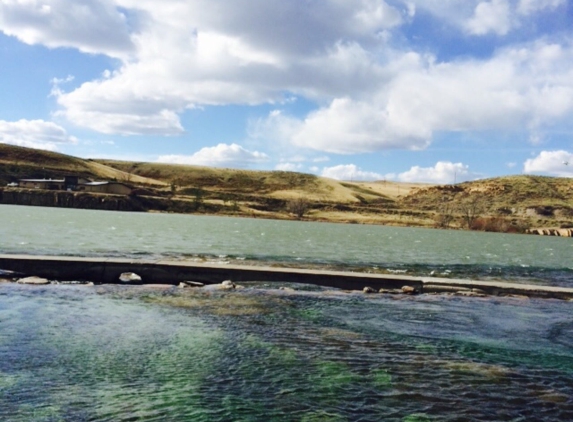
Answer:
[[523, 150, 573, 177], [0, 119, 77, 151], [25, 0, 406, 136], [1, 0, 571, 155], [517, 0, 565, 15], [410, 0, 566, 33], [0, 0, 134, 58], [256, 40, 573, 154], [321, 164, 384, 181], [465, 0, 512, 36], [157, 143, 268, 168], [396, 162, 470, 184]]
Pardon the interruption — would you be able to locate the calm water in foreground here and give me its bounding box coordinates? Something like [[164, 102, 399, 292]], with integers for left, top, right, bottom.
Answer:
[[1, 205, 573, 421]]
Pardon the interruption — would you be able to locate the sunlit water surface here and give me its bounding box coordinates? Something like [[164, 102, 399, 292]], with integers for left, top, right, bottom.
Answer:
[[1, 283, 572, 421]]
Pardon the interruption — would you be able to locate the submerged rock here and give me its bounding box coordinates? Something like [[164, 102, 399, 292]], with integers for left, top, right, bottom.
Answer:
[[17, 276, 50, 285], [379, 288, 401, 294], [401, 285, 419, 295], [178, 281, 203, 289], [119, 272, 142, 283], [203, 280, 246, 290]]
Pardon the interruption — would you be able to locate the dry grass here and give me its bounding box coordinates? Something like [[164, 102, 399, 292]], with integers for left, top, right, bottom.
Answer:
[[3, 144, 573, 232], [352, 180, 433, 199]]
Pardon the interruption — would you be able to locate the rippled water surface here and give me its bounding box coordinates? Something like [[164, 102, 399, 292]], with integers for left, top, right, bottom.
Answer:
[[1, 205, 573, 286], [1, 283, 573, 421], [2, 205, 573, 420]]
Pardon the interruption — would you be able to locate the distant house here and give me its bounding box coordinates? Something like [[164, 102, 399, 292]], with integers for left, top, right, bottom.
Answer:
[[17, 176, 132, 195], [17, 179, 60, 190]]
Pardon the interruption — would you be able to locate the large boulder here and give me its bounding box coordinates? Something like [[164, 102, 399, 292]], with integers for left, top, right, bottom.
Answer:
[[17, 276, 50, 285], [119, 272, 142, 283]]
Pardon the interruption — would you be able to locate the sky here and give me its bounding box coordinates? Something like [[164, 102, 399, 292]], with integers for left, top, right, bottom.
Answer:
[[1, 0, 572, 184]]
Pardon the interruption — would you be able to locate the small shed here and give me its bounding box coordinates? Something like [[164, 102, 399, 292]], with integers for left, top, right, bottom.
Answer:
[[18, 179, 65, 190]]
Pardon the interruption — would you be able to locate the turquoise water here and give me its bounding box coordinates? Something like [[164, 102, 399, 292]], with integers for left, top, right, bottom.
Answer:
[[1, 205, 573, 421], [1, 205, 573, 286], [1, 283, 573, 421]]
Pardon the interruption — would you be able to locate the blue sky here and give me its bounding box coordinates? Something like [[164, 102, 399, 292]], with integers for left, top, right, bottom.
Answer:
[[1, 0, 572, 183]]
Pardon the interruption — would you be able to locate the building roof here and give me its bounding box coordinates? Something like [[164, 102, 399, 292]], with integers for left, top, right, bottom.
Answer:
[[19, 179, 65, 183], [82, 182, 109, 186]]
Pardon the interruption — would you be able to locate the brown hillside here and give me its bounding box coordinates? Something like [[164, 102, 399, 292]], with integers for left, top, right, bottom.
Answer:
[[3, 144, 573, 232], [0, 144, 163, 186]]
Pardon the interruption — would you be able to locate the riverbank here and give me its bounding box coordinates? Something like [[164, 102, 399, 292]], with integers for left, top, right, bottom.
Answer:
[[3, 144, 573, 234], [1, 254, 572, 300]]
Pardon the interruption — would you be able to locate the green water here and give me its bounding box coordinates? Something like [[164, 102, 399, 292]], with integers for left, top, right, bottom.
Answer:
[[1, 205, 573, 420], [1, 205, 573, 286], [1, 283, 572, 421]]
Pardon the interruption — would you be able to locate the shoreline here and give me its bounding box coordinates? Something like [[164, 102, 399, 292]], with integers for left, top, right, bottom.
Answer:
[[3, 190, 571, 237], [1, 254, 572, 300]]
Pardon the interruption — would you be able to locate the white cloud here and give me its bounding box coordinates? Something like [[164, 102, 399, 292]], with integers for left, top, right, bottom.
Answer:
[[256, 40, 573, 154], [397, 162, 470, 184], [0, 0, 134, 58], [3, 0, 408, 136], [517, 0, 565, 15], [0, 119, 77, 151], [157, 143, 268, 168], [1, 0, 571, 154], [291, 98, 431, 154], [411, 0, 566, 34], [465, 0, 512, 36], [523, 150, 573, 177], [321, 164, 384, 181]]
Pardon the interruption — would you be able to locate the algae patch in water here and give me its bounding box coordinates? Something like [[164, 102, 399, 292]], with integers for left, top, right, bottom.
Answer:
[[141, 290, 282, 316], [0, 371, 18, 390], [441, 360, 512, 379], [312, 361, 361, 394], [371, 368, 392, 388]]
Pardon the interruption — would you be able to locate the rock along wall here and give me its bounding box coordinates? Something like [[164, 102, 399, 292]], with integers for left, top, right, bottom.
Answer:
[[526, 228, 573, 237]]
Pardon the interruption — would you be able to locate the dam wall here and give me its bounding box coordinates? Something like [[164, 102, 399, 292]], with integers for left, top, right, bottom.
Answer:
[[1, 254, 572, 300]]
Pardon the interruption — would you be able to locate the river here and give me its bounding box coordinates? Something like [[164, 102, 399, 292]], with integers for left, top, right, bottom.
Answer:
[[1, 205, 573, 421], [1, 204, 572, 286]]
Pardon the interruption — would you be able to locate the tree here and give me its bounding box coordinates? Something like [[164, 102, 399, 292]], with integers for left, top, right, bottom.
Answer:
[[287, 197, 310, 220], [189, 187, 204, 210], [435, 201, 455, 228], [459, 196, 484, 229]]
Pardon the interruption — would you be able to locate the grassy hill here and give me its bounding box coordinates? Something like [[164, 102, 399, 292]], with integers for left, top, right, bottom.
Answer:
[[0, 143, 164, 186], [401, 176, 573, 231], [2, 143, 573, 232]]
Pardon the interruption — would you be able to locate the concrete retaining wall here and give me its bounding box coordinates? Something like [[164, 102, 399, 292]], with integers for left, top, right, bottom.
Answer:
[[1, 254, 572, 299]]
